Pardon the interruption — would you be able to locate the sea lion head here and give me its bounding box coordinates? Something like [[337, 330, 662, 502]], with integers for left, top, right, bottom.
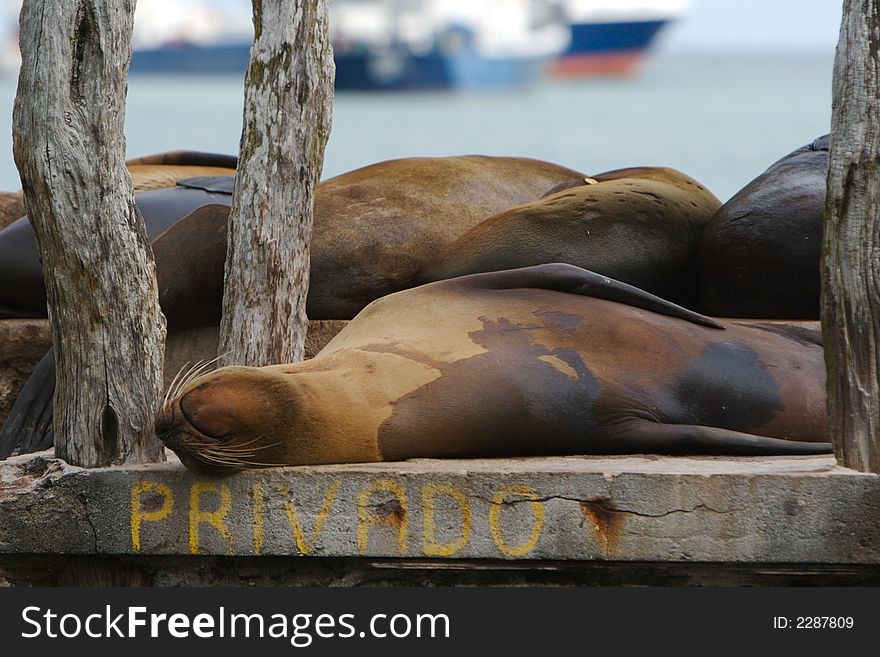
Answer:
[[155, 360, 379, 474], [155, 366, 292, 475]]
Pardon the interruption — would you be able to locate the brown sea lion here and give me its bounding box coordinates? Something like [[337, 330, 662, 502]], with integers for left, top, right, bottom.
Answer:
[[307, 155, 587, 318], [419, 167, 721, 309], [155, 264, 831, 474], [697, 135, 829, 319], [0, 154, 584, 321]]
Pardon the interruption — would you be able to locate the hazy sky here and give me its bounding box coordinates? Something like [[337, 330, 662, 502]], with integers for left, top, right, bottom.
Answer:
[[0, 0, 847, 55], [663, 0, 843, 54]]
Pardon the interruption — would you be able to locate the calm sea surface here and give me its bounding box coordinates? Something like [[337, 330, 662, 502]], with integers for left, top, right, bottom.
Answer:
[[0, 53, 833, 203]]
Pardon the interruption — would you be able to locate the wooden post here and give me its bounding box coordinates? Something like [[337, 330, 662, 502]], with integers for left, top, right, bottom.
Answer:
[[218, 0, 334, 367], [12, 0, 166, 467], [823, 0, 880, 473]]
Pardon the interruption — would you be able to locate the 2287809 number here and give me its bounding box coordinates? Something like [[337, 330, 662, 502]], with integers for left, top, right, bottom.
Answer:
[[796, 617, 854, 629]]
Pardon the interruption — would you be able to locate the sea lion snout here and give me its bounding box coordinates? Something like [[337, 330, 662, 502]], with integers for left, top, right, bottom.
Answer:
[[156, 367, 286, 473], [177, 375, 251, 440]]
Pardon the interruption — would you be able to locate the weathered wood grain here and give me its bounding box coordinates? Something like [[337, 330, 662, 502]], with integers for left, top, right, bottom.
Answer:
[[219, 0, 335, 366], [12, 0, 166, 466]]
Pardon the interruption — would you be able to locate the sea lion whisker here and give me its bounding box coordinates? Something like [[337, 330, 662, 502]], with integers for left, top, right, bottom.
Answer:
[[161, 357, 220, 414], [204, 442, 281, 458], [190, 451, 245, 467], [212, 435, 261, 449], [184, 449, 225, 464], [191, 354, 224, 378], [193, 450, 278, 469], [215, 437, 278, 452], [170, 360, 203, 403], [179, 440, 217, 451], [200, 446, 257, 458], [200, 443, 273, 458], [162, 360, 191, 411], [235, 441, 281, 454], [166, 435, 265, 454], [197, 441, 278, 458], [182, 352, 231, 394], [180, 358, 214, 389], [210, 456, 278, 468], [176, 356, 223, 396]]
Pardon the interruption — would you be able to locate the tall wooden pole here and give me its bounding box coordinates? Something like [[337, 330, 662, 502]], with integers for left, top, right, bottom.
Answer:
[[12, 0, 166, 467], [218, 0, 334, 367], [823, 0, 880, 472]]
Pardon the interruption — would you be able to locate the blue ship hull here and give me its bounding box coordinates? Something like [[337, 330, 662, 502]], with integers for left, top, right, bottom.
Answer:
[[130, 42, 546, 91], [333, 49, 548, 91], [553, 19, 671, 76], [131, 43, 251, 75], [567, 19, 668, 55]]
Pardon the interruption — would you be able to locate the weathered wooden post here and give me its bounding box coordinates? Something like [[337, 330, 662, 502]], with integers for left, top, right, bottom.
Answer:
[[12, 0, 166, 467], [218, 0, 335, 367], [823, 0, 880, 473]]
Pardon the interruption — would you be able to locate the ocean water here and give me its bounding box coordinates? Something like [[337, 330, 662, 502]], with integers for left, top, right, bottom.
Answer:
[[0, 53, 833, 203]]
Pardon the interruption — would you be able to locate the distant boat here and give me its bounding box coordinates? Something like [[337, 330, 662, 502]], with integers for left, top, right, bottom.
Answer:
[[552, 0, 688, 76], [68, 0, 684, 85], [128, 0, 572, 91], [331, 0, 570, 91]]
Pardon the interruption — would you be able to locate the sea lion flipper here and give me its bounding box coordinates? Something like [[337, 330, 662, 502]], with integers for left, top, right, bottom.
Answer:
[[616, 420, 832, 456], [0, 350, 56, 459], [453, 263, 723, 329]]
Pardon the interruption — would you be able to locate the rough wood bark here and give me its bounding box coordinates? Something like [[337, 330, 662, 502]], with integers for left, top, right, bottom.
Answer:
[[219, 0, 334, 367], [12, 0, 166, 467], [823, 0, 880, 473]]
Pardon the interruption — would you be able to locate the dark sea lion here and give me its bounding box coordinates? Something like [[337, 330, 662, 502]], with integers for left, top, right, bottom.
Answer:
[[419, 167, 721, 309], [0, 151, 237, 230], [0, 183, 236, 320], [0, 151, 239, 320], [155, 264, 830, 474], [697, 135, 829, 319]]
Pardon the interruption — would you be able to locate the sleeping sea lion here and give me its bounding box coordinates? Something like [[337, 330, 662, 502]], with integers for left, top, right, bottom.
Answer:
[[697, 135, 829, 319], [419, 167, 720, 309], [155, 264, 831, 474]]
